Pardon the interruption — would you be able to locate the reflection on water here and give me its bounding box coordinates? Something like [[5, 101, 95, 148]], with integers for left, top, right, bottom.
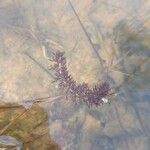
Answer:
[[0, 0, 149, 150]]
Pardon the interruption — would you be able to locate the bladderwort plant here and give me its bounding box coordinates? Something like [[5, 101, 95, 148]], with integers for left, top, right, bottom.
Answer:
[[49, 50, 112, 107]]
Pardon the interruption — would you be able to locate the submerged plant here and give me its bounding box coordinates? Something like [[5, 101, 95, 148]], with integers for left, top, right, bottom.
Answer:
[[50, 51, 111, 107]]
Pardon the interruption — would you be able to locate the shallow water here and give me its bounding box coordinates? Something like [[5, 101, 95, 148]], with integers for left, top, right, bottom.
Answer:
[[0, 0, 150, 150]]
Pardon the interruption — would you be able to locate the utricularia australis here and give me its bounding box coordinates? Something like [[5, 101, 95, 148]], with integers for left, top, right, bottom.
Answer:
[[49, 51, 112, 107]]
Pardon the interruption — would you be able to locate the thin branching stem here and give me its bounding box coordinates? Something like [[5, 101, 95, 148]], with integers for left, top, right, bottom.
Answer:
[[113, 102, 130, 150], [23, 51, 55, 79], [0, 109, 28, 135], [67, 0, 104, 67], [0, 95, 63, 111]]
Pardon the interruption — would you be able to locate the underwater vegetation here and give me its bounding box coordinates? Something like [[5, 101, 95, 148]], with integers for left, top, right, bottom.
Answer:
[[0, 0, 149, 150], [50, 50, 111, 107], [0, 103, 60, 150]]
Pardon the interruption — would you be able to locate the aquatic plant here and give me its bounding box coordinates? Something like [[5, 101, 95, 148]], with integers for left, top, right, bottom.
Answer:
[[50, 51, 111, 107]]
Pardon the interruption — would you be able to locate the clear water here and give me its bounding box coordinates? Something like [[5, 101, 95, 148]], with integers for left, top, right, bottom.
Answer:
[[0, 0, 149, 150]]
